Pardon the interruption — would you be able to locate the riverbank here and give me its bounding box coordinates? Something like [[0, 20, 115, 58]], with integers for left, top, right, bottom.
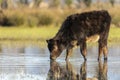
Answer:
[[0, 25, 120, 46]]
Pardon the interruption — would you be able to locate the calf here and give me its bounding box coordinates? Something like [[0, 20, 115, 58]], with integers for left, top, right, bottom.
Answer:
[[47, 10, 111, 61]]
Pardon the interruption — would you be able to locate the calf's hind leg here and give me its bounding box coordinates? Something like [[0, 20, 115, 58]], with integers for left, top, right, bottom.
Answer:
[[98, 40, 108, 61], [103, 45, 108, 60], [98, 42, 103, 61]]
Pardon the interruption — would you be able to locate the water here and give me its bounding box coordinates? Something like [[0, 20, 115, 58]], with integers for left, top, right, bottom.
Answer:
[[0, 43, 120, 80]]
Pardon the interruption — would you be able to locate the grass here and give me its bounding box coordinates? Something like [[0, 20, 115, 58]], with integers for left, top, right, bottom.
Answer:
[[0, 25, 120, 45], [0, 25, 59, 41], [109, 26, 120, 43], [0, 25, 59, 47]]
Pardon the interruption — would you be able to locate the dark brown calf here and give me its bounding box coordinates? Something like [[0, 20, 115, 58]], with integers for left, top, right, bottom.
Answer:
[[47, 10, 111, 61]]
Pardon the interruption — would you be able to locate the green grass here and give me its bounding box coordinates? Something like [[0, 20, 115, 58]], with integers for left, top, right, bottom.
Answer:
[[0, 25, 59, 41], [108, 26, 120, 43], [0, 25, 120, 46], [0, 25, 60, 46]]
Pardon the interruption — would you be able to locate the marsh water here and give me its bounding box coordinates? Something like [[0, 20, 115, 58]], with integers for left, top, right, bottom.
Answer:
[[0, 42, 120, 80]]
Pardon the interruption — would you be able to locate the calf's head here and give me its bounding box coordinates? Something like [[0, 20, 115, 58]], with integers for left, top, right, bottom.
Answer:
[[46, 39, 63, 60]]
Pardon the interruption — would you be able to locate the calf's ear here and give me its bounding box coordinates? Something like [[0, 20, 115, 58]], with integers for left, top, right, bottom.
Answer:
[[46, 40, 49, 43]]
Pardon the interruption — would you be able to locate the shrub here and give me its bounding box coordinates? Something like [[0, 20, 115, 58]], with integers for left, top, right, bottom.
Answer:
[[0, 11, 7, 26], [25, 16, 39, 27], [112, 16, 120, 27], [35, 13, 54, 26], [1, 6, 120, 27], [6, 14, 24, 26]]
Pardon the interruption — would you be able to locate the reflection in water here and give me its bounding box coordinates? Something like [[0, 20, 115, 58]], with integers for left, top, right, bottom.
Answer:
[[80, 61, 86, 80], [47, 61, 108, 80], [98, 61, 107, 80], [0, 43, 120, 80], [47, 61, 80, 80]]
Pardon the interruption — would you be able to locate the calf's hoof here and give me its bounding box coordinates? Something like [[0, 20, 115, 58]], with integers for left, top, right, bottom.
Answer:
[[84, 57, 87, 61], [98, 58, 100, 61], [104, 57, 108, 61], [84, 58, 87, 61], [98, 57, 101, 61]]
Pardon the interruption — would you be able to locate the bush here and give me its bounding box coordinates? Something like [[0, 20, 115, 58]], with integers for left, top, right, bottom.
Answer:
[[0, 11, 25, 26], [0, 9, 77, 27], [0, 9, 56, 27], [25, 16, 39, 27], [112, 16, 120, 27], [6, 15, 24, 26], [0, 10, 10, 26], [36, 13, 53, 26], [0, 6, 120, 27]]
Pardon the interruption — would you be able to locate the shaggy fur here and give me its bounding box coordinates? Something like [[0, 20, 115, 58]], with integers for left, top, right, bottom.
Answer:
[[47, 10, 111, 61]]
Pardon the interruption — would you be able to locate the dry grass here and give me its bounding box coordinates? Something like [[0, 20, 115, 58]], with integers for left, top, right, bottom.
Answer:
[[1, 5, 120, 27]]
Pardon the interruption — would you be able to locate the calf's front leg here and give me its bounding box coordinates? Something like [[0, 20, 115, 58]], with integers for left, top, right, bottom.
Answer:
[[65, 47, 73, 61], [80, 41, 87, 61]]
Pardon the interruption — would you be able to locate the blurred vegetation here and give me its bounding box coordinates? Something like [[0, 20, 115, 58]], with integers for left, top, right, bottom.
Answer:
[[65, 0, 73, 8], [50, 0, 60, 8], [0, 6, 120, 27], [83, 0, 92, 7], [0, 0, 119, 27], [110, 0, 115, 6], [0, 0, 119, 44], [0, 8, 76, 27]]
